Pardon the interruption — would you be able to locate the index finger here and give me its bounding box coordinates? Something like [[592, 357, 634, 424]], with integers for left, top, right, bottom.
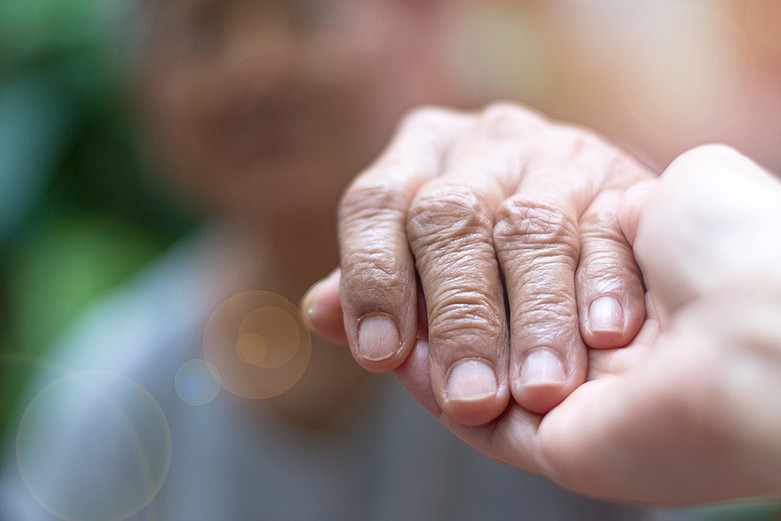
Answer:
[[338, 107, 473, 371]]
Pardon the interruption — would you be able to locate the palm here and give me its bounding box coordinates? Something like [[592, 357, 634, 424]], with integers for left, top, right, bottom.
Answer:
[[396, 297, 723, 504]]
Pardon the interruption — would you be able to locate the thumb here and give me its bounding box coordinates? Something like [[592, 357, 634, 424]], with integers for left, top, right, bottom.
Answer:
[[618, 180, 658, 246], [634, 144, 781, 316], [301, 269, 348, 344], [302, 268, 430, 348]]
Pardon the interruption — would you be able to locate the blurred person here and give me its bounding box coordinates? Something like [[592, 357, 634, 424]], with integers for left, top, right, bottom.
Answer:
[[0, 0, 661, 520]]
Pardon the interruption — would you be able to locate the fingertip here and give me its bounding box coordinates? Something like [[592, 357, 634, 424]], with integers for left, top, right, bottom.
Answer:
[[514, 386, 568, 416], [301, 269, 341, 313], [354, 313, 404, 371], [588, 296, 624, 335], [394, 339, 441, 416], [442, 399, 507, 426], [301, 269, 348, 344], [441, 359, 507, 426], [513, 349, 571, 415], [584, 297, 626, 349], [585, 291, 648, 349], [618, 180, 657, 246]]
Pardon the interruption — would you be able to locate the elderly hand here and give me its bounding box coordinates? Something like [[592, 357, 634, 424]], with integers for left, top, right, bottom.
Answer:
[[303, 103, 654, 425], [397, 145, 781, 504]]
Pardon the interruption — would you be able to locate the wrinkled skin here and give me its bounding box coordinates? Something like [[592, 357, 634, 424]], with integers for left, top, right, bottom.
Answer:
[[307, 142, 781, 504], [305, 102, 655, 425]]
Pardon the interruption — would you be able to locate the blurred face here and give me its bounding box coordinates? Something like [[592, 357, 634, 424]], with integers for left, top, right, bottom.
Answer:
[[138, 0, 456, 224]]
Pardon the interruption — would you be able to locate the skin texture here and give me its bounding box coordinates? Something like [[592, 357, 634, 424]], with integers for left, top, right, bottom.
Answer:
[[304, 102, 655, 425], [310, 143, 781, 504]]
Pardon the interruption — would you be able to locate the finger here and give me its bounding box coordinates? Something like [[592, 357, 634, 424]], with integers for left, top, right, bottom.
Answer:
[[395, 339, 544, 474], [301, 269, 348, 344], [303, 270, 430, 345], [407, 177, 509, 426], [406, 104, 548, 426], [496, 130, 653, 414], [394, 339, 439, 416], [617, 180, 657, 246], [339, 107, 472, 371], [494, 192, 583, 414], [536, 291, 780, 504], [395, 339, 544, 475], [576, 189, 646, 349]]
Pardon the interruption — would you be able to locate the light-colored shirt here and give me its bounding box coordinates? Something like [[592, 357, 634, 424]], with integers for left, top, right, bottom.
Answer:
[[1, 231, 664, 520]]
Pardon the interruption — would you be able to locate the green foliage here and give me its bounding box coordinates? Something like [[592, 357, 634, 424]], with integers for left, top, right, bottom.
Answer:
[[0, 0, 194, 440]]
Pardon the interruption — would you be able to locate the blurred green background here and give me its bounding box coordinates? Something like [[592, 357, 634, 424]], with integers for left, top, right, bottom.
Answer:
[[0, 0, 193, 443], [0, 2, 778, 520]]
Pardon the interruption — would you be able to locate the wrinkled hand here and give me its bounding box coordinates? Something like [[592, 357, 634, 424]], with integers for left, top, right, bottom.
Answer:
[[304, 103, 654, 425], [397, 145, 781, 505]]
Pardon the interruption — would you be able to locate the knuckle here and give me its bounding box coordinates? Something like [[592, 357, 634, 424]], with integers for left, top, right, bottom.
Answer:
[[478, 102, 546, 139], [338, 177, 408, 225], [493, 198, 579, 261], [428, 289, 504, 344], [549, 126, 623, 169], [576, 256, 626, 286], [341, 250, 407, 296], [580, 206, 624, 243], [515, 287, 578, 330], [407, 186, 492, 246], [399, 105, 455, 134], [603, 153, 655, 187], [576, 249, 642, 293], [583, 200, 619, 226], [549, 125, 653, 185], [578, 207, 641, 282], [551, 125, 603, 153]]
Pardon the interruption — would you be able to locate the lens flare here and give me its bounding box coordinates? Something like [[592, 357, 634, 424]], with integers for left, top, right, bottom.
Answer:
[[174, 358, 222, 406], [202, 291, 312, 400], [16, 370, 171, 521]]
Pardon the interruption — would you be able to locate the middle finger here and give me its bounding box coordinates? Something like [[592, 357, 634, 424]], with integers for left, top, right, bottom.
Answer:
[[407, 104, 548, 426]]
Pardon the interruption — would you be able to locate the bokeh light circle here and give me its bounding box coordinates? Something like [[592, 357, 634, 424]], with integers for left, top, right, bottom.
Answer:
[[175, 358, 222, 406], [16, 370, 171, 521], [203, 291, 312, 400], [236, 333, 268, 365]]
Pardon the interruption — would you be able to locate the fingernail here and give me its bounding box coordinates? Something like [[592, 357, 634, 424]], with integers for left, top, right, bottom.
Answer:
[[300, 281, 322, 318], [446, 360, 497, 401], [357, 314, 400, 361], [589, 296, 624, 333], [301, 269, 339, 319], [520, 349, 565, 387]]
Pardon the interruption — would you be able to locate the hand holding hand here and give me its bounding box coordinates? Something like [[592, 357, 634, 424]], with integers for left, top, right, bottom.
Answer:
[[398, 144, 781, 504], [304, 103, 654, 424]]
